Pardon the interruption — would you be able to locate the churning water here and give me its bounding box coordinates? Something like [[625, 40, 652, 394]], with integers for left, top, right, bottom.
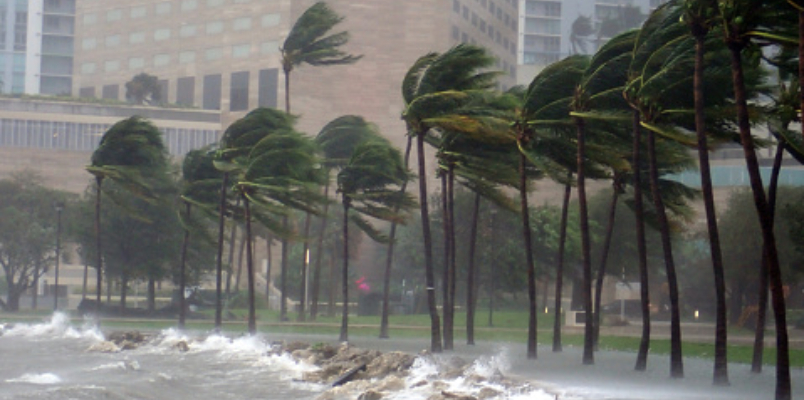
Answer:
[[0, 313, 798, 400]]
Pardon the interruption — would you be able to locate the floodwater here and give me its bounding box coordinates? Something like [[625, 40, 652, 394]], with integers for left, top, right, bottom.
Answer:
[[0, 313, 799, 400]]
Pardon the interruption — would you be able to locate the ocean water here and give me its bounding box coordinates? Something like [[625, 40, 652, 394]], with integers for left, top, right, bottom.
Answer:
[[0, 314, 797, 400]]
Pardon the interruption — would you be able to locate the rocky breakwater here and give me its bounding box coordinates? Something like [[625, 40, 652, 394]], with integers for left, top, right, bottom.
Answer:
[[273, 341, 541, 400]]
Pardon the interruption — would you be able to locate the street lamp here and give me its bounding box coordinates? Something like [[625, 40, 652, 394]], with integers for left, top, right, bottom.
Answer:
[[53, 201, 64, 311]]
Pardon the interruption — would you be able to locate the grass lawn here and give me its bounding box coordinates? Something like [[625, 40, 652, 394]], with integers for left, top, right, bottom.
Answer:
[[2, 308, 802, 367]]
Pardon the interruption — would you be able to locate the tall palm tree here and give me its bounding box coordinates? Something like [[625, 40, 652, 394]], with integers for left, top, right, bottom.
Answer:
[[402, 44, 499, 353], [237, 130, 324, 334], [216, 108, 301, 327], [682, 0, 729, 385], [718, 4, 795, 397], [281, 1, 361, 113], [336, 140, 412, 342], [312, 116, 379, 320], [87, 116, 168, 317]]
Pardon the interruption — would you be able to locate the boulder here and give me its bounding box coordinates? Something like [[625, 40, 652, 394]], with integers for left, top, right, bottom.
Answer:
[[477, 387, 501, 399], [428, 392, 477, 400], [87, 341, 120, 353], [357, 390, 383, 400], [175, 340, 190, 352]]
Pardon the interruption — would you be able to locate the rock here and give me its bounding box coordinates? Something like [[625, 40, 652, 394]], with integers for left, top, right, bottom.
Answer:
[[373, 376, 405, 392], [87, 341, 120, 353], [175, 340, 190, 352], [477, 387, 501, 399], [427, 392, 477, 400], [284, 341, 310, 353], [107, 331, 148, 349], [365, 352, 416, 379], [357, 390, 383, 400], [291, 349, 313, 362], [431, 381, 449, 391], [410, 380, 428, 388]]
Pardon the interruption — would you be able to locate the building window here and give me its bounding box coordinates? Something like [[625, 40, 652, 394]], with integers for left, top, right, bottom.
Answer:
[[203, 74, 222, 110], [179, 51, 196, 64], [102, 84, 118, 100], [453, 0, 460, 13], [105, 35, 121, 47], [154, 54, 171, 67], [82, 13, 97, 25], [205, 47, 223, 60], [154, 28, 171, 41], [181, 0, 198, 11], [487, 25, 494, 39], [159, 80, 169, 103], [180, 24, 197, 37], [258, 68, 278, 108], [262, 14, 280, 27], [461, 32, 468, 43], [80, 63, 96, 75], [128, 57, 145, 69], [233, 17, 251, 31], [471, 12, 478, 26], [462, 5, 469, 19], [129, 31, 145, 44], [177, 77, 195, 106], [130, 6, 147, 18], [104, 60, 120, 72], [489, 1, 495, 13], [155, 2, 171, 15], [230, 71, 249, 111], [261, 41, 279, 54], [81, 38, 96, 50], [480, 19, 486, 32], [106, 9, 122, 21], [206, 21, 224, 34], [232, 44, 251, 58], [452, 25, 459, 41]]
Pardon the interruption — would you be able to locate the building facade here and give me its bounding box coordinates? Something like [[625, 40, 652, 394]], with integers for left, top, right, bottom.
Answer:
[[0, 0, 75, 95], [71, 0, 517, 150]]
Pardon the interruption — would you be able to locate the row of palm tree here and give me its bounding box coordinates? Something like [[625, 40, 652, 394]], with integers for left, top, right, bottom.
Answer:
[[397, 1, 800, 400]]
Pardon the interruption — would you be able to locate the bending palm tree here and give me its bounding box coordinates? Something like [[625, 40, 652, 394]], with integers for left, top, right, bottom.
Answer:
[[281, 1, 361, 113], [337, 140, 412, 342]]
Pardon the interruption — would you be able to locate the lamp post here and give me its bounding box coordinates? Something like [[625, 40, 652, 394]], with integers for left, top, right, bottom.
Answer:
[[53, 202, 64, 311]]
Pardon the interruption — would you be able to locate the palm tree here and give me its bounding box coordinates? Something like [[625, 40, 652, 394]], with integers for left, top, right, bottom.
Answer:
[[178, 147, 221, 329], [681, 0, 729, 385], [281, 1, 361, 113], [87, 116, 168, 316], [336, 140, 412, 342], [717, 4, 795, 397], [216, 108, 300, 327], [312, 116, 380, 320], [402, 44, 499, 352], [237, 129, 324, 334]]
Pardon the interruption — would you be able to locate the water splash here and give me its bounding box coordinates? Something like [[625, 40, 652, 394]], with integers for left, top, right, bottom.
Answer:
[[6, 373, 62, 385], [2, 313, 102, 342]]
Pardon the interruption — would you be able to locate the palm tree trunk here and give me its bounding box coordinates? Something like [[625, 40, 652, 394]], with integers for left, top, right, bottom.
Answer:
[[380, 136, 413, 339], [728, 44, 790, 400], [94, 176, 103, 316], [575, 118, 594, 365], [298, 213, 311, 322], [328, 242, 336, 317], [147, 278, 155, 312], [235, 234, 246, 292], [280, 216, 289, 321], [416, 130, 442, 353], [243, 194, 257, 334], [466, 192, 481, 345], [646, 128, 683, 379], [311, 181, 331, 321], [82, 264, 88, 300], [632, 111, 650, 371], [694, 30, 728, 385], [214, 172, 229, 330], [553, 178, 571, 352], [284, 68, 292, 114], [265, 235, 272, 306], [440, 173, 451, 349], [519, 147, 537, 360], [593, 181, 619, 349], [119, 271, 127, 314], [446, 165, 457, 351], [752, 143, 785, 373], [179, 202, 191, 330], [225, 219, 237, 300], [339, 201, 350, 342]]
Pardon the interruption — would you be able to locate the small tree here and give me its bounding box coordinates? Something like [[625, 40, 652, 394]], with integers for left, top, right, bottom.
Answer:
[[125, 73, 162, 105]]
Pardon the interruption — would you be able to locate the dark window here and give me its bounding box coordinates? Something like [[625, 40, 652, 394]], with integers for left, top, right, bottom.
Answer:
[[101, 84, 118, 100], [453, 0, 460, 13], [452, 25, 459, 40], [230, 71, 249, 111], [258, 68, 278, 108], [203, 74, 222, 110], [158, 79, 168, 104], [177, 77, 195, 106], [79, 87, 95, 98]]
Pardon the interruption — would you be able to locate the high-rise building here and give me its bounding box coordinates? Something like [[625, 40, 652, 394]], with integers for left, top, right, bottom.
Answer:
[[0, 0, 75, 95], [72, 0, 518, 149], [517, 0, 664, 83]]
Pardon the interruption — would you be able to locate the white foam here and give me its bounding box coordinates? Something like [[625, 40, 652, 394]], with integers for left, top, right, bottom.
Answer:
[[3, 313, 103, 342], [6, 373, 62, 385]]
